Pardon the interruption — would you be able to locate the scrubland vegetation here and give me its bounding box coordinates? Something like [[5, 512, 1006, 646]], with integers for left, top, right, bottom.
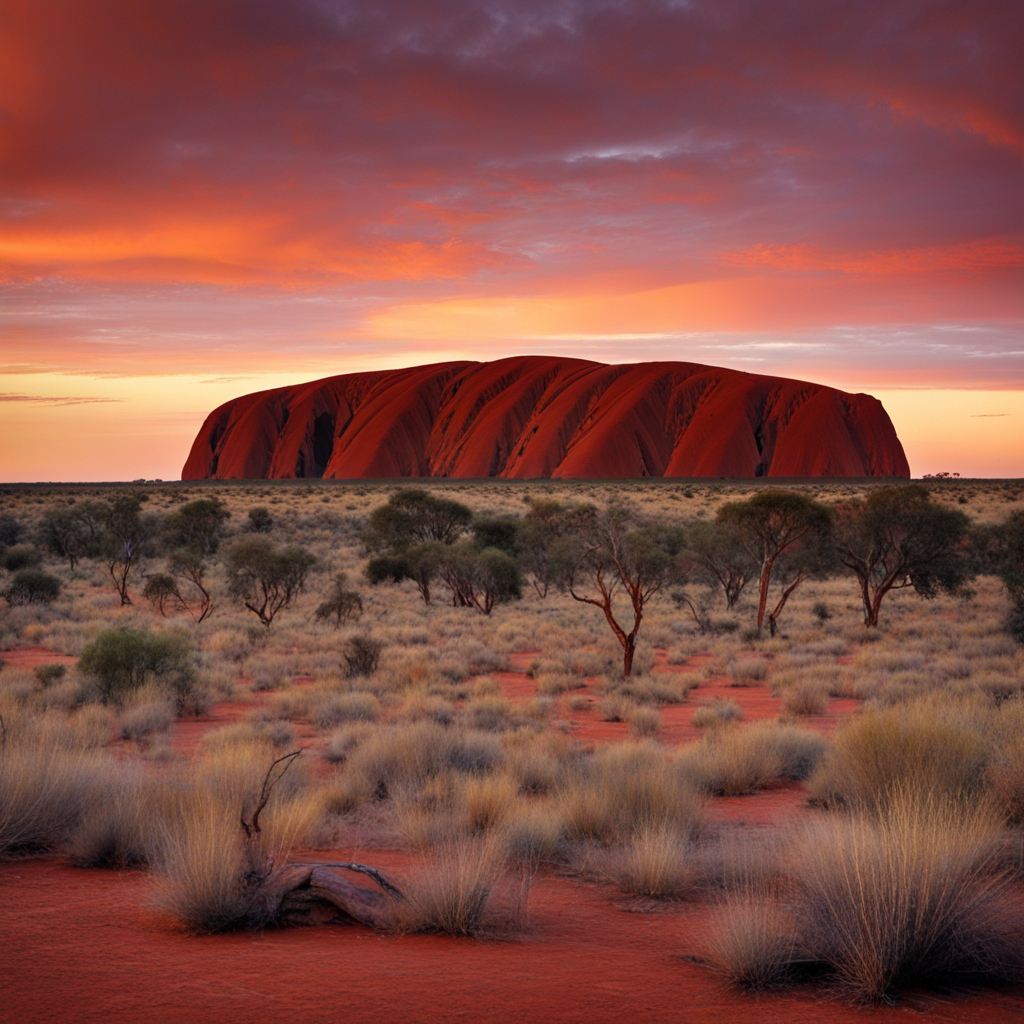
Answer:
[[2, 479, 1024, 1006]]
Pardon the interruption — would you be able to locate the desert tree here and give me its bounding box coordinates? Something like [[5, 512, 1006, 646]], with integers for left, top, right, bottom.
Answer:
[[517, 500, 593, 597], [363, 490, 473, 604], [163, 497, 231, 555], [434, 542, 522, 614], [363, 488, 472, 551], [717, 490, 832, 633], [38, 507, 96, 570], [365, 542, 442, 604], [143, 548, 215, 623], [100, 494, 156, 605], [226, 536, 317, 626], [833, 485, 973, 627], [471, 516, 520, 556], [315, 572, 364, 626], [551, 505, 683, 676], [681, 519, 758, 609]]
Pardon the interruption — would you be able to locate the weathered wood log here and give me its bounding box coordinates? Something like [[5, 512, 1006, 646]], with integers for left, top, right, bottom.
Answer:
[[258, 861, 402, 929], [236, 753, 402, 930]]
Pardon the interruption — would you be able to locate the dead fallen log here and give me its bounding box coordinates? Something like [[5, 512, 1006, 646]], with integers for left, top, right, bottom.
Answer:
[[261, 862, 402, 929], [235, 754, 403, 930]]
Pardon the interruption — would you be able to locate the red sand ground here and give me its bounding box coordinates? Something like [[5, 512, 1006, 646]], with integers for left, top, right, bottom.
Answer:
[[4, 645, 1023, 1022], [0, 646, 78, 670], [182, 356, 910, 480], [4, 858, 1023, 1024]]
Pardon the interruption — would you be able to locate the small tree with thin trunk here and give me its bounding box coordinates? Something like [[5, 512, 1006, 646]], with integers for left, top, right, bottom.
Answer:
[[315, 572, 364, 626], [682, 520, 758, 609], [552, 506, 682, 677], [518, 500, 594, 598], [101, 494, 153, 606], [143, 549, 215, 623], [717, 491, 832, 633], [226, 537, 317, 627], [833, 486, 972, 627], [38, 508, 94, 570], [434, 542, 521, 614]]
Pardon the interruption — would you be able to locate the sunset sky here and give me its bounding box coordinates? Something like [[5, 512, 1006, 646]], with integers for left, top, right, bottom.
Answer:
[[2, 0, 1022, 480]]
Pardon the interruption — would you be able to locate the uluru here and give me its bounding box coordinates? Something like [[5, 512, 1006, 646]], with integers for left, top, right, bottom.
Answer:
[[181, 357, 910, 480]]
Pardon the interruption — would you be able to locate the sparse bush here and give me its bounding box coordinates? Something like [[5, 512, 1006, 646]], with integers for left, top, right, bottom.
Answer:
[[781, 680, 829, 716], [388, 835, 521, 936], [246, 507, 274, 533], [314, 572, 363, 626], [311, 692, 381, 729], [5, 569, 62, 605], [0, 731, 106, 857], [791, 793, 1023, 1000], [728, 658, 768, 685], [682, 723, 826, 796], [78, 626, 197, 710], [809, 704, 988, 811], [342, 636, 384, 678], [692, 699, 743, 730], [1, 544, 42, 571], [626, 704, 662, 738], [558, 742, 705, 843], [705, 898, 798, 990], [33, 663, 67, 688], [119, 695, 175, 743]]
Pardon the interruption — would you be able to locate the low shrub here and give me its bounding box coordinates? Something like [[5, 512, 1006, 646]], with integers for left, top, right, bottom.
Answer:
[[343, 636, 384, 678], [5, 569, 62, 606], [780, 680, 830, 717], [626, 704, 662, 738], [691, 699, 743, 730], [808, 703, 988, 811], [682, 723, 826, 796], [558, 742, 705, 843], [729, 658, 768, 685], [78, 626, 197, 710], [611, 824, 693, 899]]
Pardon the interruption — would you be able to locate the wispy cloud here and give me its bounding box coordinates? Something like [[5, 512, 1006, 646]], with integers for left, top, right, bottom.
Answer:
[[0, 393, 122, 406]]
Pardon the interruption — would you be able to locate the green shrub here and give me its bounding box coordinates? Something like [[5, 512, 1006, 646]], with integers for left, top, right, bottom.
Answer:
[[1, 544, 42, 571], [78, 627, 197, 708], [5, 569, 62, 605]]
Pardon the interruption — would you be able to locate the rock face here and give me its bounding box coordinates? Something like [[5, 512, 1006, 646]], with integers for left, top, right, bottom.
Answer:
[[182, 357, 910, 480]]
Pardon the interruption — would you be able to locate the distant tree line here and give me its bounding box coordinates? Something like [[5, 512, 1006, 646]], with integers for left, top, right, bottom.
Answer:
[[7, 482, 1024, 678]]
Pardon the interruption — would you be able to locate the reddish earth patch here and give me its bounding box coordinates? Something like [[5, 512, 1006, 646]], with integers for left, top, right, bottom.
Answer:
[[4, 858, 1021, 1024], [0, 646, 77, 670]]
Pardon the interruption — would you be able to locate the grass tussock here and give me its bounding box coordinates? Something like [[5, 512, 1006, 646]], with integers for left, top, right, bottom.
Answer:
[[558, 742, 706, 844], [681, 722, 826, 796], [387, 835, 527, 936], [704, 790, 1024, 1002]]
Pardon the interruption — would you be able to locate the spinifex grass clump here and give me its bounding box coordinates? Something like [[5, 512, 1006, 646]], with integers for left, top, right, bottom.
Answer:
[[704, 790, 1024, 1002]]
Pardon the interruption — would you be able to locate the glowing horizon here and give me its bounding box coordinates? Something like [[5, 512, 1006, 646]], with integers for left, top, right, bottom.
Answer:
[[1, 2, 1021, 479]]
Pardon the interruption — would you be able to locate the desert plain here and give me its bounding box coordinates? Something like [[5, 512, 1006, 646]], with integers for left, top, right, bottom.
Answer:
[[2, 477, 1024, 1023]]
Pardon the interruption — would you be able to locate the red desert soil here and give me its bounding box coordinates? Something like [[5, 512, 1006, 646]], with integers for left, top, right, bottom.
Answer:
[[182, 355, 910, 480], [0, 646, 78, 669], [8, 646, 1022, 1021], [4, 858, 1023, 1024]]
